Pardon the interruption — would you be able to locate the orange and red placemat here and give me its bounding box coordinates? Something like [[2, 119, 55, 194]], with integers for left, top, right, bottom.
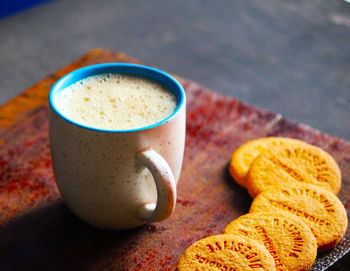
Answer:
[[0, 48, 349, 270]]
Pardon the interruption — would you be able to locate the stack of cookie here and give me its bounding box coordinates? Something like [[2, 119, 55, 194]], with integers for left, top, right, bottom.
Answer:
[[177, 137, 348, 271]]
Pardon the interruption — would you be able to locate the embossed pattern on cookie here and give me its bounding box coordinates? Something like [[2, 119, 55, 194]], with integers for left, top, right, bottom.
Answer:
[[177, 234, 276, 271], [229, 137, 309, 187], [223, 212, 317, 271], [250, 183, 348, 252], [247, 144, 341, 198]]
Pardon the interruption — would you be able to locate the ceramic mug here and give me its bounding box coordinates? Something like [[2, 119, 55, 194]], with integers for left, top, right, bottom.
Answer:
[[49, 63, 186, 230]]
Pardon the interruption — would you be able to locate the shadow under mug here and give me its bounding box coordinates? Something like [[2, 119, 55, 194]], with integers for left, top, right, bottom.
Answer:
[[49, 63, 186, 230]]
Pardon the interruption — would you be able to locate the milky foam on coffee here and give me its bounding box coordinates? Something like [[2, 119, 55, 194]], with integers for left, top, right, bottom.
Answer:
[[53, 73, 177, 130]]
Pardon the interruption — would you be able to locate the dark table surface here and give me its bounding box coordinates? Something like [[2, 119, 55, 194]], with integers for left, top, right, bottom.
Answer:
[[0, 1, 350, 270], [1, 0, 350, 141]]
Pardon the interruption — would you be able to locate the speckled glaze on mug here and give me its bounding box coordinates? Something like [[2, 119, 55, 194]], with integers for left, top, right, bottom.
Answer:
[[49, 63, 186, 230]]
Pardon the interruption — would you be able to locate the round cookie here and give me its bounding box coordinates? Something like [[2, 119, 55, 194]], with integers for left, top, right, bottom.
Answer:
[[223, 212, 317, 271], [250, 183, 348, 252], [246, 143, 341, 198], [177, 234, 276, 271], [229, 137, 309, 187]]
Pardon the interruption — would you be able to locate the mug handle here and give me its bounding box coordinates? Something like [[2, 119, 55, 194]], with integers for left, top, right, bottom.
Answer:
[[136, 147, 177, 222]]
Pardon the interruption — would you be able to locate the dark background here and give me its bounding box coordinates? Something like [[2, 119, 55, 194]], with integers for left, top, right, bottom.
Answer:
[[0, 0, 349, 269], [1, 0, 350, 140]]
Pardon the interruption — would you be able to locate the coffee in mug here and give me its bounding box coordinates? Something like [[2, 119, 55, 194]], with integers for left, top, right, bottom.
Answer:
[[53, 73, 177, 130], [49, 64, 186, 230]]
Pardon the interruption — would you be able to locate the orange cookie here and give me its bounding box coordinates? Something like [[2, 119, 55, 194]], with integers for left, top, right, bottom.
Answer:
[[223, 212, 317, 271], [250, 183, 348, 252], [246, 143, 341, 198], [229, 137, 309, 187], [177, 234, 276, 271]]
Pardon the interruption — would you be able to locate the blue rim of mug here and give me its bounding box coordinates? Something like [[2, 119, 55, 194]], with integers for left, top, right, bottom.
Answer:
[[49, 63, 185, 133]]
